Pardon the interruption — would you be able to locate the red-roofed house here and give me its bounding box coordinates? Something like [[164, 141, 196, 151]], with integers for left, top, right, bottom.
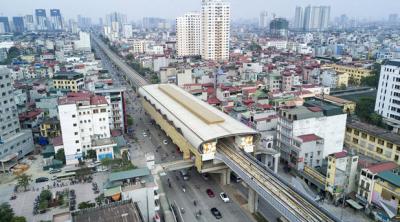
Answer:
[[19, 109, 44, 129], [288, 133, 325, 170], [357, 162, 398, 204]]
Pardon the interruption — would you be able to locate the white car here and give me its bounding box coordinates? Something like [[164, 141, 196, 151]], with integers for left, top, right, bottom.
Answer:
[[163, 139, 168, 145], [219, 192, 230, 203]]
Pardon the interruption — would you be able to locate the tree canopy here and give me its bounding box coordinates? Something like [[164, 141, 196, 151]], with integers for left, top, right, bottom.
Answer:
[[17, 174, 32, 191], [55, 148, 66, 164]]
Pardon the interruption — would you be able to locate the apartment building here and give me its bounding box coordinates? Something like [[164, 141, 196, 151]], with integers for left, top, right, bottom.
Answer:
[[357, 162, 398, 204], [325, 151, 359, 200], [375, 60, 400, 129], [176, 12, 201, 57], [53, 72, 84, 92], [93, 86, 127, 132], [324, 64, 372, 85], [58, 92, 115, 165], [371, 171, 400, 219], [345, 119, 400, 165], [201, 0, 230, 61], [277, 100, 347, 170], [320, 68, 349, 88], [0, 68, 34, 166]]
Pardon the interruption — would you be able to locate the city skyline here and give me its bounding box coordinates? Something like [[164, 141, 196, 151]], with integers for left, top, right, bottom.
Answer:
[[1, 0, 399, 21]]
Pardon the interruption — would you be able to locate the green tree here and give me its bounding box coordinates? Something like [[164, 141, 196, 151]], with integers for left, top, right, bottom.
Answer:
[[0, 203, 15, 222], [11, 216, 27, 222], [38, 200, 48, 211], [100, 157, 114, 170], [95, 194, 105, 206], [16, 174, 32, 191], [127, 115, 134, 126], [55, 148, 66, 164], [78, 201, 95, 210], [39, 190, 52, 202], [360, 63, 381, 88], [86, 150, 97, 160], [355, 97, 384, 127], [75, 167, 91, 180], [126, 53, 134, 61]]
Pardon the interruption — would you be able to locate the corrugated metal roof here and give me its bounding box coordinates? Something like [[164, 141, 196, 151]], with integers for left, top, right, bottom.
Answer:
[[377, 171, 400, 187], [109, 168, 150, 182]]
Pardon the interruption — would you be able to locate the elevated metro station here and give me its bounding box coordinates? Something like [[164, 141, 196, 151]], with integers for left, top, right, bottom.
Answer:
[[139, 84, 258, 172]]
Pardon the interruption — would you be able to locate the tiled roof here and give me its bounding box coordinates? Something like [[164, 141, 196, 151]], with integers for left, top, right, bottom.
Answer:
[[333, 151, 348, 159], [297, 134, 322, 143], [377, 171, 400, 187], [366, 162, 398, 174]]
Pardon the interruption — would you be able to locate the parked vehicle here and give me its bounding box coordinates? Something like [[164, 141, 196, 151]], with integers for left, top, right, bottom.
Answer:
[[219, 192, 229, 202], [35, 177, 49, 183], [210, 207, 222, 219], [206, 188, 215, 198], [230, 172, 241, 183], [180, 169, 190, 181], [49, 169, 61, 174]]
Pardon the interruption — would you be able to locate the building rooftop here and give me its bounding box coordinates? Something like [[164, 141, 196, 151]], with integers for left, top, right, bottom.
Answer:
[[72, 200, 143, 222], [53, 71, 83, 80], [377, 171, 400, 187], [139, 84, 257, 149], [58, 91, 108, 106], [366, 162, 398, 174], [347, 119, 400, 145], [280, 106, 324, 121], [297, 134, 322, 143], [109, 168, 151, 182], [384, 59, 400, 67]]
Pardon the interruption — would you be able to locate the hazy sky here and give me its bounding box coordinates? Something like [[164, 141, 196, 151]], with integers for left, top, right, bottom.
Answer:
[[1, 0, 399, 21]]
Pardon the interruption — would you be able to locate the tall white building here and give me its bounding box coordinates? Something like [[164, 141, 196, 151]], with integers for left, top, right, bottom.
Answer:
[[123, 24, 133, 38], [375, 60, 400, 128], [176, 12, 201, 57], [294, 6, 303, 30], [74, 31, 91, 51], [277, 102, 347, 170], [301, 5, 330, 31], [201, 0, 230, 61], [259, 11, 268, 28], [58, 92, 116, 165]]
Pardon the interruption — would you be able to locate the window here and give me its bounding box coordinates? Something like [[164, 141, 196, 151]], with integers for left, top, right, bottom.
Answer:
[[74, 132, 78, 135], [376, 147, 383, 154], [75, 140, 79, 144], [353, 130, 360, 136], [72, 115, 76, 118], [378, 139, 384, 145], [93, 109, 99, 114], [100, 109, 106, 113], [361, 133, 367, 139], [346, 128, 352, 133], [387, 143, 393, 149], [73, 123, 77, 127], [369, 136, 376, 142], [353, 138, 359, 144]]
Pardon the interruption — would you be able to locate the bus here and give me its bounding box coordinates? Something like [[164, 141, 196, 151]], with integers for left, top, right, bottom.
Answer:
[[56, 172, 76, 180], [277, 216, 289, 222]]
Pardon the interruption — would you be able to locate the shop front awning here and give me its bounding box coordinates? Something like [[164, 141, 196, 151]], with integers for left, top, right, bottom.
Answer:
[[346, 199, 363, 210]]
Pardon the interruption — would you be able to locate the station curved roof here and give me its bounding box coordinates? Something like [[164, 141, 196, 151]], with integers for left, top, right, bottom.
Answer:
[[139, 84, 257, 149]]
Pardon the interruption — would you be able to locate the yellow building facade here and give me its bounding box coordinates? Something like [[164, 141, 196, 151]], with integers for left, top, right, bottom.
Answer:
[[371, 172, 400, 219], [336, 72, 349, 87], [345, 120, 400, 165], [324, 64, 373, 85], [52, 72, 84, 92]]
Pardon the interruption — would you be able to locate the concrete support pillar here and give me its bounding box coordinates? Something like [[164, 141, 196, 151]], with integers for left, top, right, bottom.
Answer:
[[273, 154, 279, 174], [183, 149, 190, 160], [248, 188, 258, 213], [219, 168, 231, 186]]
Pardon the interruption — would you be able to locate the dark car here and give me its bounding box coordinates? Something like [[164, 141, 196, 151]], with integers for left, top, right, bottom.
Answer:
[[210, 207, 222, 219], [35, 177, 49, 183], [206, 188, 215, 198]]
